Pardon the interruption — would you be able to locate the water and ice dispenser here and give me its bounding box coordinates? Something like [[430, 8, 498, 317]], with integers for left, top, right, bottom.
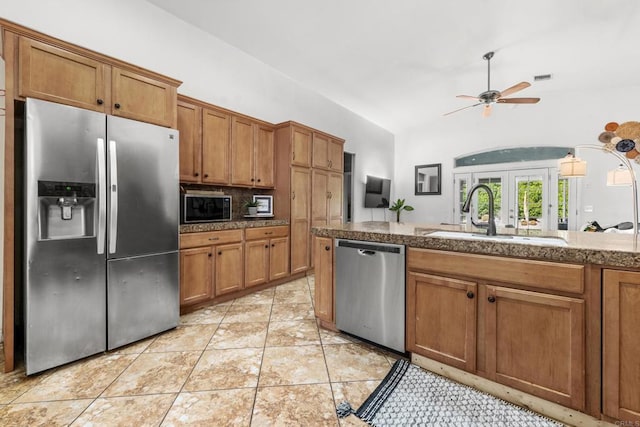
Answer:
[[38, 181, 96, 240]]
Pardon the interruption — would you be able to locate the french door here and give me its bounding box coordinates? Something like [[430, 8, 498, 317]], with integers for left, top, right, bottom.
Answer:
[[454, 167, 575, 231]]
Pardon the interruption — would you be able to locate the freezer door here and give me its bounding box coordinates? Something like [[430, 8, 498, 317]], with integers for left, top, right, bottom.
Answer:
[[106, 116, 179, 259], [107, 252, 179, 349], [24, 98, 107, 375]]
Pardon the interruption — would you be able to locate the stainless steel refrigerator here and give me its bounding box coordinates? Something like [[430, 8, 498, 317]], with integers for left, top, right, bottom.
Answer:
[[24, 98, 179, 375]]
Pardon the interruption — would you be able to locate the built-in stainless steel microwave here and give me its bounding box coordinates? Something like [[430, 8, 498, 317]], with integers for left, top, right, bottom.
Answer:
[[181, 194, 232, 223]]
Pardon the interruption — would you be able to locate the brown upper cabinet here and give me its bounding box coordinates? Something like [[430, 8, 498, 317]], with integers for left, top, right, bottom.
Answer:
[[202, 108, 232, 185], [231, 118, 275, 188], [291, 126, 312, 167], [178, 97, 231, 184], [18, 36, 179, 128], [312, 132, 344, 172], [177, 95, 273, 188], [255, 124, 276, 188], [111, 68, 176, 127], [177, 100, 202, 182]]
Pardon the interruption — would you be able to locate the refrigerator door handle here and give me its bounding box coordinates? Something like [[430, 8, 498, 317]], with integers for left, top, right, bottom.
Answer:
[[109, 140, 118, 254], [97, 138, 106, 254]]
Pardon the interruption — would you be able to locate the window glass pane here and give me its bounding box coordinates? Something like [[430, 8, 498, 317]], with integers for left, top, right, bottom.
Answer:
[[558, 178, 569, 230], [477, 177, 502, 221], [516, 176, 543, 230], [459, 178, 468, 223]]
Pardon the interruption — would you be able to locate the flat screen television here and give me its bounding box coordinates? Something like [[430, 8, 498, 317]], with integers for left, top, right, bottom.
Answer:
[[364, 175, 391, 208]]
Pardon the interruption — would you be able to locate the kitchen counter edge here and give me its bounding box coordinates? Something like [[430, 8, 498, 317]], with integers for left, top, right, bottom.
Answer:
[[311, 222, 640, 269], [180, 219, 288, 234]]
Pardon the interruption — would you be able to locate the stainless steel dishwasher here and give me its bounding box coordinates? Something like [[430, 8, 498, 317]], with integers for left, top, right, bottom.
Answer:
[[335, 239, 406, 352]]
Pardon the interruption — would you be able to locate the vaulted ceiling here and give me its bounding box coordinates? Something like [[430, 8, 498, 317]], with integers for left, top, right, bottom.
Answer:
[[147, 0, 640, 134]]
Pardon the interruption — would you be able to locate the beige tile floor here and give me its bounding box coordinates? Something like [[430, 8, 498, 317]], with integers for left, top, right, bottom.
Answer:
[[0, 276, 401, 426]]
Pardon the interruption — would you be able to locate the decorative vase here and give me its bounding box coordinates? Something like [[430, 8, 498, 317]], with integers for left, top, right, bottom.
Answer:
[[248, 207, 258, 215]]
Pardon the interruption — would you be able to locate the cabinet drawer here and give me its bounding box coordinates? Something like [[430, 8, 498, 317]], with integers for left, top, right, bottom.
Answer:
[[245, 226, 288, 240], [407, 248, 584, 294], [180, 229, 243, 249]]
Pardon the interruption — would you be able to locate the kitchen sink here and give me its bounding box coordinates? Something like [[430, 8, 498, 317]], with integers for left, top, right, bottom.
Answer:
[[426, 230, 568, 247]]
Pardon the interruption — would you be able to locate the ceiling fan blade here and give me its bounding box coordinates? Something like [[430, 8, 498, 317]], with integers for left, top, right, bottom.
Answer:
[[497, 97, 540, 104], [456, 95, 480, 100], [483, 105, 492, 118], [443, 103, 482, 116], [499, 81, 531, 98]]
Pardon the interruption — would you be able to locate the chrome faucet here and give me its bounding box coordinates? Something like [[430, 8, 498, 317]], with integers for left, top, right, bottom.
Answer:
[[461, 184, 497, 236]]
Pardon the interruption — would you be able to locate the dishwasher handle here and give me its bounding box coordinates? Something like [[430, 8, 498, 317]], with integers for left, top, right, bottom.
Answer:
[[336, 239, 404, 254], [358, 249, 376, 256]]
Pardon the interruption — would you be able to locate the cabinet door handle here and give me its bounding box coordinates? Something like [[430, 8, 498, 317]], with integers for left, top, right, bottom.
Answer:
[[114, 103, 121, 109], [218, 251, 222, 255], [488, 295, 496, 303], [251, 178, 255, 182], [208, 253, 212, 257], [293, 152, 296, 160], [271, 244, 275, 247], [209, 237, 219, 241], [194, 172, 199, 177], [265, 244, 269, 248], [257, 179, 261, 182], [265, 232, 273, 235], [328, 160, 332, 167], [97, 98, 104, 105], [467, 291, 474, 299], [204, 173, 209, 178], [292, 192, 296, 200], [325, 246, 330, 251]]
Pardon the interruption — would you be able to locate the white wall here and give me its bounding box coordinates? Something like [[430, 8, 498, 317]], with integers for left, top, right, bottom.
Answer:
[[394, 85, 640, 226], [0, 0, 395, 343], [0, 0, 394, 222]]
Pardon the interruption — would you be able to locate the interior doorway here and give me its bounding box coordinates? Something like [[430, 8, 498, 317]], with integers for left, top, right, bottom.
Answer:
[[344, 152, 355, 223]]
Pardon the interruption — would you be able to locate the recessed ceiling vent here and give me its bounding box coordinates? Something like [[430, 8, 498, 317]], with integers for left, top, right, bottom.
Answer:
[[534, 74, 552, 81]]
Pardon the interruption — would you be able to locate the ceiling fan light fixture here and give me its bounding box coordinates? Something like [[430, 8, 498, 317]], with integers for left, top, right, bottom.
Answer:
[[443, 51, 540, 117]]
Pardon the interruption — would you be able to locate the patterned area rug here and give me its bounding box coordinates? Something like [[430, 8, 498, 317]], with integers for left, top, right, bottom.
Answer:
[[336, 359, 564, 426]]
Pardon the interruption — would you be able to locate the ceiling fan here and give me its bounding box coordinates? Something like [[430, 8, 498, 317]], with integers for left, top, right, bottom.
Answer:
[[444, 51, 540, 117]]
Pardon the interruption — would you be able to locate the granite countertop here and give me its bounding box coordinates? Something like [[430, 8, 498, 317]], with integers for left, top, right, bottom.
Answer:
[[180, 219, 288, 233], [311, 221, 640, 268]]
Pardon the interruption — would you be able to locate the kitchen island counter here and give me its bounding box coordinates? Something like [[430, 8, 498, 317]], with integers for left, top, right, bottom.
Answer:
[[311, 221, 640, 268]]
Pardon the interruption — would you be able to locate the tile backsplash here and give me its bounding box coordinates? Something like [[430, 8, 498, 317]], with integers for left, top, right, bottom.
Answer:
[[180, 184, 274, 221]]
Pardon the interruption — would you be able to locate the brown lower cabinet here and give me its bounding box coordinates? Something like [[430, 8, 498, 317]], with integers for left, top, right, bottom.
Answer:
[[406, 271, 477, 372], [484, 285, 585, 410], [180, 246, 213, 306], [215, 243, 244, 296], [313, 236, 334, 323], [179, 229, 244, 307], [406, 247, 586, 412], [180, 226, 290, 310], [244, 226, 290, 288], [603, 269, 640, 422]]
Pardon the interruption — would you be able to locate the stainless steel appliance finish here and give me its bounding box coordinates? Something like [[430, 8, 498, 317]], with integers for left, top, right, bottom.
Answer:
[[335, 239, 406, 353], [180, 194, 232, 223], [24, 98, 179, 375]]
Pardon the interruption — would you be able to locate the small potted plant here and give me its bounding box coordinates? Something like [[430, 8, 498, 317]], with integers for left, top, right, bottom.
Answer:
[[389, 198, 414, 222], [244, 199, 260, 215]]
